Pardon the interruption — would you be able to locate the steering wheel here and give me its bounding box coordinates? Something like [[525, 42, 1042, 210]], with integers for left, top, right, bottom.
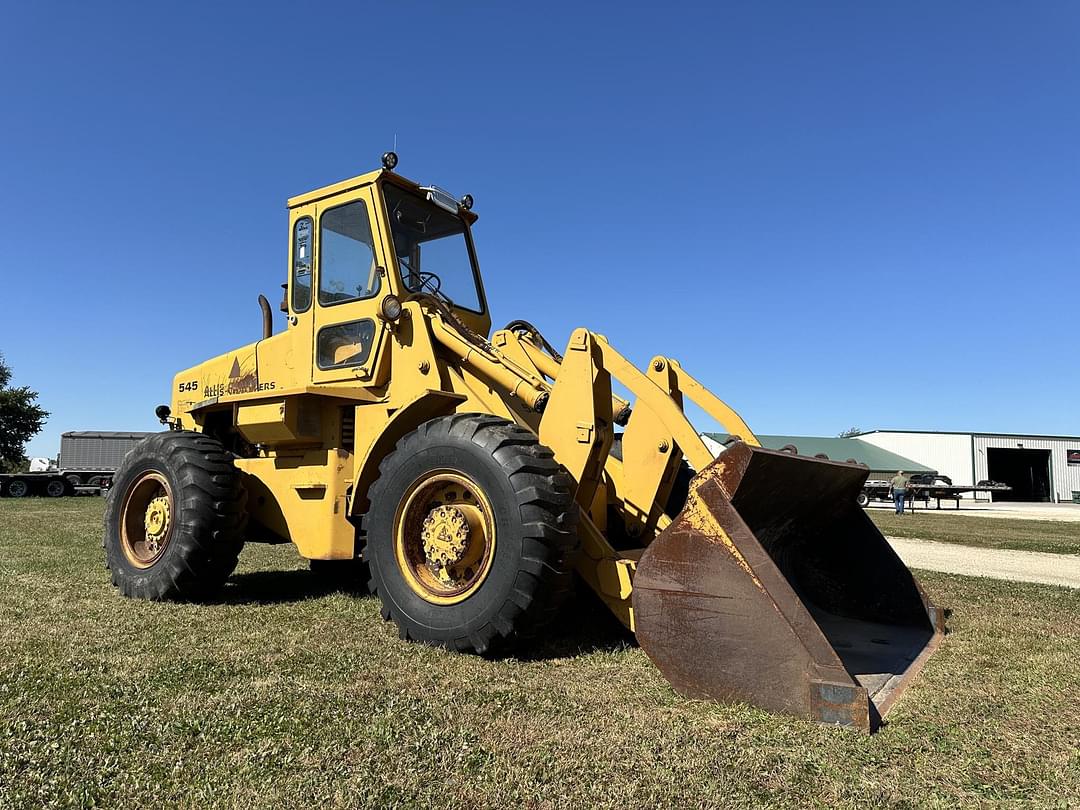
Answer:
[[408, 270, 442, 297]]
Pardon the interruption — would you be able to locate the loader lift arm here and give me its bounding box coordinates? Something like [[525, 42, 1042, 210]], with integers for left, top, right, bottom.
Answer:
[[517, 326, 761, 630]]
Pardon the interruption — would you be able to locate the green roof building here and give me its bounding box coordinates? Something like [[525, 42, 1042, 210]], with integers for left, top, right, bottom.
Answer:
[[702, 434, 935, 480]]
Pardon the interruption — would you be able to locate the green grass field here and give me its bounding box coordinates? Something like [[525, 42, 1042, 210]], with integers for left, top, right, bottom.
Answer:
[[869, 510, 1080, 555], [1, 498, 1078, 809]]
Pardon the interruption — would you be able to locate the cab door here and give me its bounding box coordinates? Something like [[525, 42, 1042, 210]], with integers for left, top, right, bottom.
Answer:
[[311, 185, 388, 385]]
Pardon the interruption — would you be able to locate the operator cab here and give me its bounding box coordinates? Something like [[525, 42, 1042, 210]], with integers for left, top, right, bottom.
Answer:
[[280, 157, 490, 385]]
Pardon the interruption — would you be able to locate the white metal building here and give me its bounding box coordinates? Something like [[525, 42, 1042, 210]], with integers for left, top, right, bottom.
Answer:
[[856, 430, 1080, 503]]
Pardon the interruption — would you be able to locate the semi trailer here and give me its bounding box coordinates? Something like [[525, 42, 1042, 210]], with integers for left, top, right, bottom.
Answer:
[[0, 432, 153, 497]]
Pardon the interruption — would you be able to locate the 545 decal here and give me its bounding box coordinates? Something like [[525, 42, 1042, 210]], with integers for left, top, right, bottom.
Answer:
[[177, 380, 198, 393]]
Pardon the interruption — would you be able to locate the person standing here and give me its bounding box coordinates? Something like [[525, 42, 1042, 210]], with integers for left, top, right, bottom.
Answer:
[[889, 470, 910, 515]]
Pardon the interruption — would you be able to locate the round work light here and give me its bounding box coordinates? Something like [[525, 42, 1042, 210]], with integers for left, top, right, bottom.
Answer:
[[380, 294, 403, 321]]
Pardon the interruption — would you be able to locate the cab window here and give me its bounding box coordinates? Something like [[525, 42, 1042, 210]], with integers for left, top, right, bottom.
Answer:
[[383, 184, 484, 314], [317, 319, 376, 369], [291, 217, 313, 313], [319, 200, 379, 306]]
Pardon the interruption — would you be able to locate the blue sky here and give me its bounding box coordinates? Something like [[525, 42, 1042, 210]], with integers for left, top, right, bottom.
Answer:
[[2, 2, 1078, 459]]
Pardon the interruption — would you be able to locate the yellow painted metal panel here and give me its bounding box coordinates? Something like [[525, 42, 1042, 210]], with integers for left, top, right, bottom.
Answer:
[[287, 170, 381, 208], [235, 451, 354, 559]]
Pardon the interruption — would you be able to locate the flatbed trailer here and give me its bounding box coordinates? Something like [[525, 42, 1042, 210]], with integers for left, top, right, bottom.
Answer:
[[0, 469, 117, 498], [0, 471, 74, 498], [859, 480, 1013, 509]]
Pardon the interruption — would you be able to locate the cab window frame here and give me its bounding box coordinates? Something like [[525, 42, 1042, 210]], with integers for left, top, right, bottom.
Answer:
[[457, 222, 488, 316], [317, 198, 381, 308]]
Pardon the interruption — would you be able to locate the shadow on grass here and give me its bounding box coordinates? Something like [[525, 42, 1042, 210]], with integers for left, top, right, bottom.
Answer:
[[503, 589, 636, 661], [217, 571, 632, 658], [218, 569, 367, 605]]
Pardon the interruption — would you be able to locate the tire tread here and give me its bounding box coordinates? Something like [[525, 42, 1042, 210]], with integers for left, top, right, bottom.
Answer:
[[102, 431, 246, 601], [366, 414, 579, 654]]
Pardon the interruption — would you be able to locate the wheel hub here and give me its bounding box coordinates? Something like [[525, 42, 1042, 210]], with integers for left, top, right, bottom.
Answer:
[[422, 505, 471, 566], [394, 472, 496, 604], [119, 471, 175, 569], [143, 495, 171, 553]]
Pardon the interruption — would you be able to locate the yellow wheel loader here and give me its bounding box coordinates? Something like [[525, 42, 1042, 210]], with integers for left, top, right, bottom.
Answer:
[[103, 154, 943, 730]]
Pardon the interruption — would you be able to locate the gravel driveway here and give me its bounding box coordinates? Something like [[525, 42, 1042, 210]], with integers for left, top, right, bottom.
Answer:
[[888, 536, 1080, 589]]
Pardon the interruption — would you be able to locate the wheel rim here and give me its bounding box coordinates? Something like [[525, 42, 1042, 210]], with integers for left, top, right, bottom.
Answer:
[[393, 471, 496, 605], [46, 481, 65, 497], [119, 472, 174, 568], [9, 480, 27, 497]]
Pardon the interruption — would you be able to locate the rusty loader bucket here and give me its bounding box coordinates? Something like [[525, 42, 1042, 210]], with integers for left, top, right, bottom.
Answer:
[[633, 442, 945, 730]]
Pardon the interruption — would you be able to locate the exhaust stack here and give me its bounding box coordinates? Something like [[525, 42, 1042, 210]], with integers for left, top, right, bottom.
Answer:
[[258, 294, 272, 339]]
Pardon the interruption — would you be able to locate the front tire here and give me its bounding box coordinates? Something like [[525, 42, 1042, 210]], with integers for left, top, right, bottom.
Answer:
[[856, 492, 870, 508], [365, 414, 579, 654], [103, 431, 246, 600]]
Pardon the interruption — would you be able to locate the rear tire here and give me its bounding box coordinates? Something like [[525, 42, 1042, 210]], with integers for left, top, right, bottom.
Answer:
[[103, 431, 246, 600], [364, 414, 579, 654], [856, 492, 870, 508], [45, 479, 67, 498], [5, 478, 29, 498]]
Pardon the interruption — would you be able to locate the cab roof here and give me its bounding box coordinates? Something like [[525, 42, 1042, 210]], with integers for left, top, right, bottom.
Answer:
[[287, 168, 386, 208], [286, 168, 478, 223]]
